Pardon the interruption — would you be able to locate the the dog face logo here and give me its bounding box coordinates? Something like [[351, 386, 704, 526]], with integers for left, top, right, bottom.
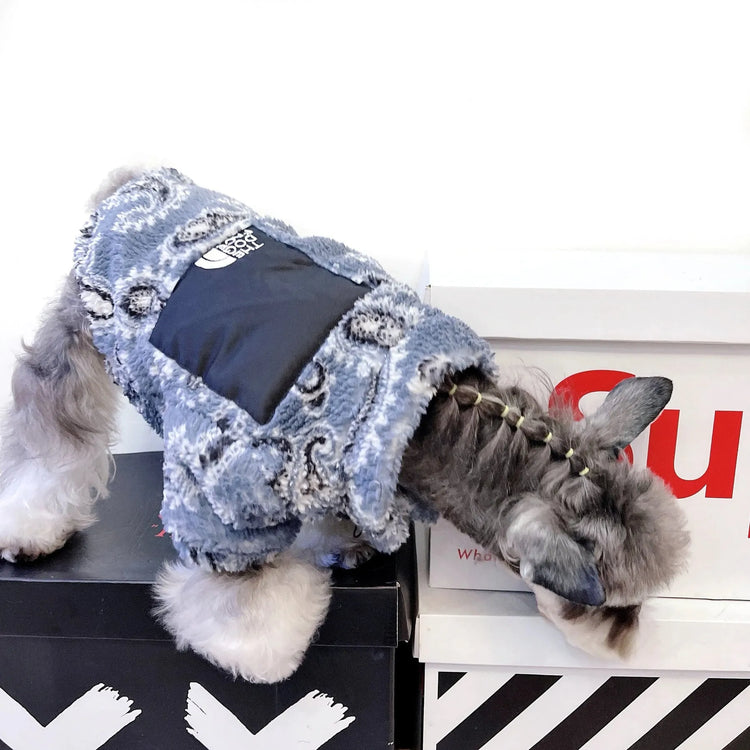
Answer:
[[195, 227, 265, 269]]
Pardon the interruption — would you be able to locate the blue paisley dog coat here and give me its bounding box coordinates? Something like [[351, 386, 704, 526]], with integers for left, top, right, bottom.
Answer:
[[73, 169, 496, 572]]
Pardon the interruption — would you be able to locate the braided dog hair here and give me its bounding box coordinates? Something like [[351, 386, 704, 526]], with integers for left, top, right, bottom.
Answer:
[[399, 367, 689, 657]]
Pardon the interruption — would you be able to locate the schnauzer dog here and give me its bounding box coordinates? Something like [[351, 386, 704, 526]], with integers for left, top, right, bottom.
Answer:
[[0, 168, 688, 682]]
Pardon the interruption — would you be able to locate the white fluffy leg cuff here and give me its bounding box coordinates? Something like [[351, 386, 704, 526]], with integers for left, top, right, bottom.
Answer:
[[154, 555, 332, 683], [0, 456, 102, 562]]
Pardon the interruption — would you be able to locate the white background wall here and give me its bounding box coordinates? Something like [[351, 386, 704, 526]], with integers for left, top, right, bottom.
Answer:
[[1, 0, 749, 451]]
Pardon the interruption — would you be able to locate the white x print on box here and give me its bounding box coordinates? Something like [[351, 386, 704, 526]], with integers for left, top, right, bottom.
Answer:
[[0, 683, 140, 750], [0, 682, 355, 750]]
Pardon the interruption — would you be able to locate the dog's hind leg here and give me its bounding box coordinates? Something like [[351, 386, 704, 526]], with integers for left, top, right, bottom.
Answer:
[[0, 273, 118, 562], [154, 555, 332, 683]]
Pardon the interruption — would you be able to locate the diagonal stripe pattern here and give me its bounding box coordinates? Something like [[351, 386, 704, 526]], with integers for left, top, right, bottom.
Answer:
[[531, 677, 657, 750], [437, 674, 561, 750], [425, 670, 750, 750], [628, 679, 750, 750]]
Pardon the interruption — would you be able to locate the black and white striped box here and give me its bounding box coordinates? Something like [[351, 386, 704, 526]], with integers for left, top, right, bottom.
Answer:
[[423, 667, 750, 749]]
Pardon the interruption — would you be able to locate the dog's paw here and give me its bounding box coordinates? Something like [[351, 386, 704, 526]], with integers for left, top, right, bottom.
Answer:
[[1, 545, 41, 563], [0, 507, 75, 563], [339, 540, 377, 569], [154, 556, 332, 683], [292, 517, 377, 569], [0, 504, 83, 564], [318, 543, 376, 570], [0, 457, 98, 564], [0, 529, 72, 563]]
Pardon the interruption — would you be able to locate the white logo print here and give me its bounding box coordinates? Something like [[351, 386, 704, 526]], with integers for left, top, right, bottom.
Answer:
[[0, 683, 140, 750], [0, 681, 355, 749], [185, 683, 356, 749], [195, 227, 265, 269]]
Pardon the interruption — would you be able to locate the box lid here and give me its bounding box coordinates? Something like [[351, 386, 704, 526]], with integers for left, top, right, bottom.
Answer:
[[427, 250, 750, 345], [413, 525, 750, 674], [0, 452, 413, 647]]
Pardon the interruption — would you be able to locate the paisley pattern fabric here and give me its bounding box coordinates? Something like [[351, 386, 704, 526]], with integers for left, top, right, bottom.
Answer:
[[74, 168, 496, 572]]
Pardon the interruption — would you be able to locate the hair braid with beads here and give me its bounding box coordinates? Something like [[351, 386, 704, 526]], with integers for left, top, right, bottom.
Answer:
[[399, 366, 595, 554]]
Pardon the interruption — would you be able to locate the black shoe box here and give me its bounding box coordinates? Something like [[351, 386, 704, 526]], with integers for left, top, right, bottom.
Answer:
[[0, 452, 417, 749]]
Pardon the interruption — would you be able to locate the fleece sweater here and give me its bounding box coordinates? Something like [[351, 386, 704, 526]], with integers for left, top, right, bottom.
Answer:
[[73, 168, 496, 572]]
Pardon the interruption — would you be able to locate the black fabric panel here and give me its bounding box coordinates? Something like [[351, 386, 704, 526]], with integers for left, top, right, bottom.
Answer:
[[531, 676, 658, 750], [150, 226, 368, 424], [437, 674, 560, 750], [628, 679, 750, 750]]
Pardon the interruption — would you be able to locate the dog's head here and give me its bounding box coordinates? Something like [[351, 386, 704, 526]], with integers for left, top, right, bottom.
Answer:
[[503, 376, 690, 656]]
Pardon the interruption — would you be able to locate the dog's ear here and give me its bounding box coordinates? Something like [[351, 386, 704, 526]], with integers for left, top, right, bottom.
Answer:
[[586, 376, 673, 451], [506, 495, 605, 607], [525, 556, 605, 607]]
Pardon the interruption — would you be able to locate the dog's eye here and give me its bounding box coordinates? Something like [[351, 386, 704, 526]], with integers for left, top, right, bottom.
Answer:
[[571, 533, 596, 554]]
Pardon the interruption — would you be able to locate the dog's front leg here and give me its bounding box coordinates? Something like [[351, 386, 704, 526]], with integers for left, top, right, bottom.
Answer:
[[0, 274, 118, 562], [154, 554, 332, 683]]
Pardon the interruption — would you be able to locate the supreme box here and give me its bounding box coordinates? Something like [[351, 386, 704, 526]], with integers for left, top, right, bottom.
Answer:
[[425, 250, 750, 600], [0, 453, 417, 750]]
